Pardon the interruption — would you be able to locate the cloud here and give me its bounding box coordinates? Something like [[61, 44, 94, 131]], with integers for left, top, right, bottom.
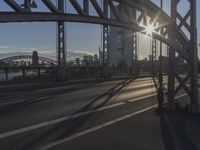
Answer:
[[67, 50, 97, 61], [0, 46, 9, 49], [73, 50, 96, 55]]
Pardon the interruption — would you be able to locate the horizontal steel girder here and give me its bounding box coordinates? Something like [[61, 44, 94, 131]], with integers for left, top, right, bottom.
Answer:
[[0, 0, 187, 40]]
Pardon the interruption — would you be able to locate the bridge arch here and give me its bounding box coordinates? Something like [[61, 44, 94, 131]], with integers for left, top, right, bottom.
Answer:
[[0, 55, 57, 66]]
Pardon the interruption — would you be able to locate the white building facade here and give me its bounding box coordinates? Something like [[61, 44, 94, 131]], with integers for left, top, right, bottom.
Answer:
[[108, 5, 133, 67]]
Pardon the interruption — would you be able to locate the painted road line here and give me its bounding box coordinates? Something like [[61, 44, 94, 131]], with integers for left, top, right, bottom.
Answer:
[[0, 96, 53, 107], [39, 104, 158, 150], [39, 92, 195, 149], [128, 93, 157, 102], [0, 94, 157, 139], [0, 91, 190, 140]]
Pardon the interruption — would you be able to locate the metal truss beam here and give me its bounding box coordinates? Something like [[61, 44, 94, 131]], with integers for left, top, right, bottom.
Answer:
[[131, 7, 138, 76], [57, 0, 65, 81], [151, 38, 157, 77], [0, 0, 192, 65], [0, 0, 187, 55], [102, 24, 108, 78], [190, 0, 199, 112], [166, 0, 199, 113], [132, 32, 138, 76], [167, 0, 178, 110]]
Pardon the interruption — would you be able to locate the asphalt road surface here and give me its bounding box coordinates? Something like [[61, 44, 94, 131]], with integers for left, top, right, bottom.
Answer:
[[0, 77, 199, 150]]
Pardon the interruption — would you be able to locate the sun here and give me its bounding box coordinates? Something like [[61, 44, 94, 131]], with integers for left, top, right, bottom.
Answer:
[[144, 24, 154, 36]]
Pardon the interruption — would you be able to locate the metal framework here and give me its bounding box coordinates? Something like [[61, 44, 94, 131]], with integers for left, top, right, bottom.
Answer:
[[167, 0, 199, 113], [102, 0, 109, 77], [102, 24, 109, 77], [132, 7, 138, 76], [0, 55, 57, 65], [57, 0, 66, 81], [132, 32, 138, 76], [0, 0, 198, 112], [151, 38, 157, 77]]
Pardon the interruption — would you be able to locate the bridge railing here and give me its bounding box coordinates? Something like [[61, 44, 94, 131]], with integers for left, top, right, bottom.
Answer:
[[0, 67, 56, 81], [0, 65, 172, 81]]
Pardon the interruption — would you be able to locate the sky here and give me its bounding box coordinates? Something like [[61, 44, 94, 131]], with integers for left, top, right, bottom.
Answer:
[[0, 0, 199, 60]]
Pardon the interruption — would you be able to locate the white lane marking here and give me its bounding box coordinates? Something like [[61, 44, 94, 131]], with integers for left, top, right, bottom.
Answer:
[[39, 92, 194, 149], [175, 93, 187, 99], [0, 81, 156, 106], [0, 94, 156, 139], [39, 104, 158, 150], [58, 80, 159, 97], [0, 78, 169, 106], [128, 93, 157, 102], [0, 91, 196, 140], [0, 81, 126, 106]]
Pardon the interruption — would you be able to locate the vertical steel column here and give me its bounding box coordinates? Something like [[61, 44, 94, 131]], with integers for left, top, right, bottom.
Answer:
[[132, 8, 138, 76], [102, 0, 108, 78], [189, 0, 199, 113], [157, 0, 164, 109], [102, 25, 108, 77], [167, 0, 177, 110], [84, 0, 89, 15], [152, 38, 157, 77], [24, 0, 31, 11], [57, 0, 66, 81], [132, 32, 138, 76]]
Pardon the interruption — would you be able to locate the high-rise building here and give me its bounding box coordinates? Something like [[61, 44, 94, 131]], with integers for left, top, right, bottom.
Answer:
[[94, 54, 98, 62], [76, 58, 80, 66], [108, 4, 133, 67], [99, 47, 103, 65], [32, 51, 38, 66]]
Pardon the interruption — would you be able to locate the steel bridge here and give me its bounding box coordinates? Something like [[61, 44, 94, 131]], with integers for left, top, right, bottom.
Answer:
[[0, 55, 57, 66], [0, 0, 199, 113]]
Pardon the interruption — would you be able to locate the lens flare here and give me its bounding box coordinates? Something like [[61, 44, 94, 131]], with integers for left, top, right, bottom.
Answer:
[[144, 24, 154, 35]]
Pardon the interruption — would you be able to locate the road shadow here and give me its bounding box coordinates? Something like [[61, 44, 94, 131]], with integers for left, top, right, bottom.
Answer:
[[0, 83, 94, 114], [159, 112, 200, 150], [7, 79, 132, 150]]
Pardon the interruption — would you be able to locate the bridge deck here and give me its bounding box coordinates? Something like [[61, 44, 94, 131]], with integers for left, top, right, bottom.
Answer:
[[0, 77, 199, 149]]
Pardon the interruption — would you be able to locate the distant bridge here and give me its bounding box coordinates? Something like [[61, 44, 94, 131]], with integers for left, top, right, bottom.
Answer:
[[0, 55, 57, 66]]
